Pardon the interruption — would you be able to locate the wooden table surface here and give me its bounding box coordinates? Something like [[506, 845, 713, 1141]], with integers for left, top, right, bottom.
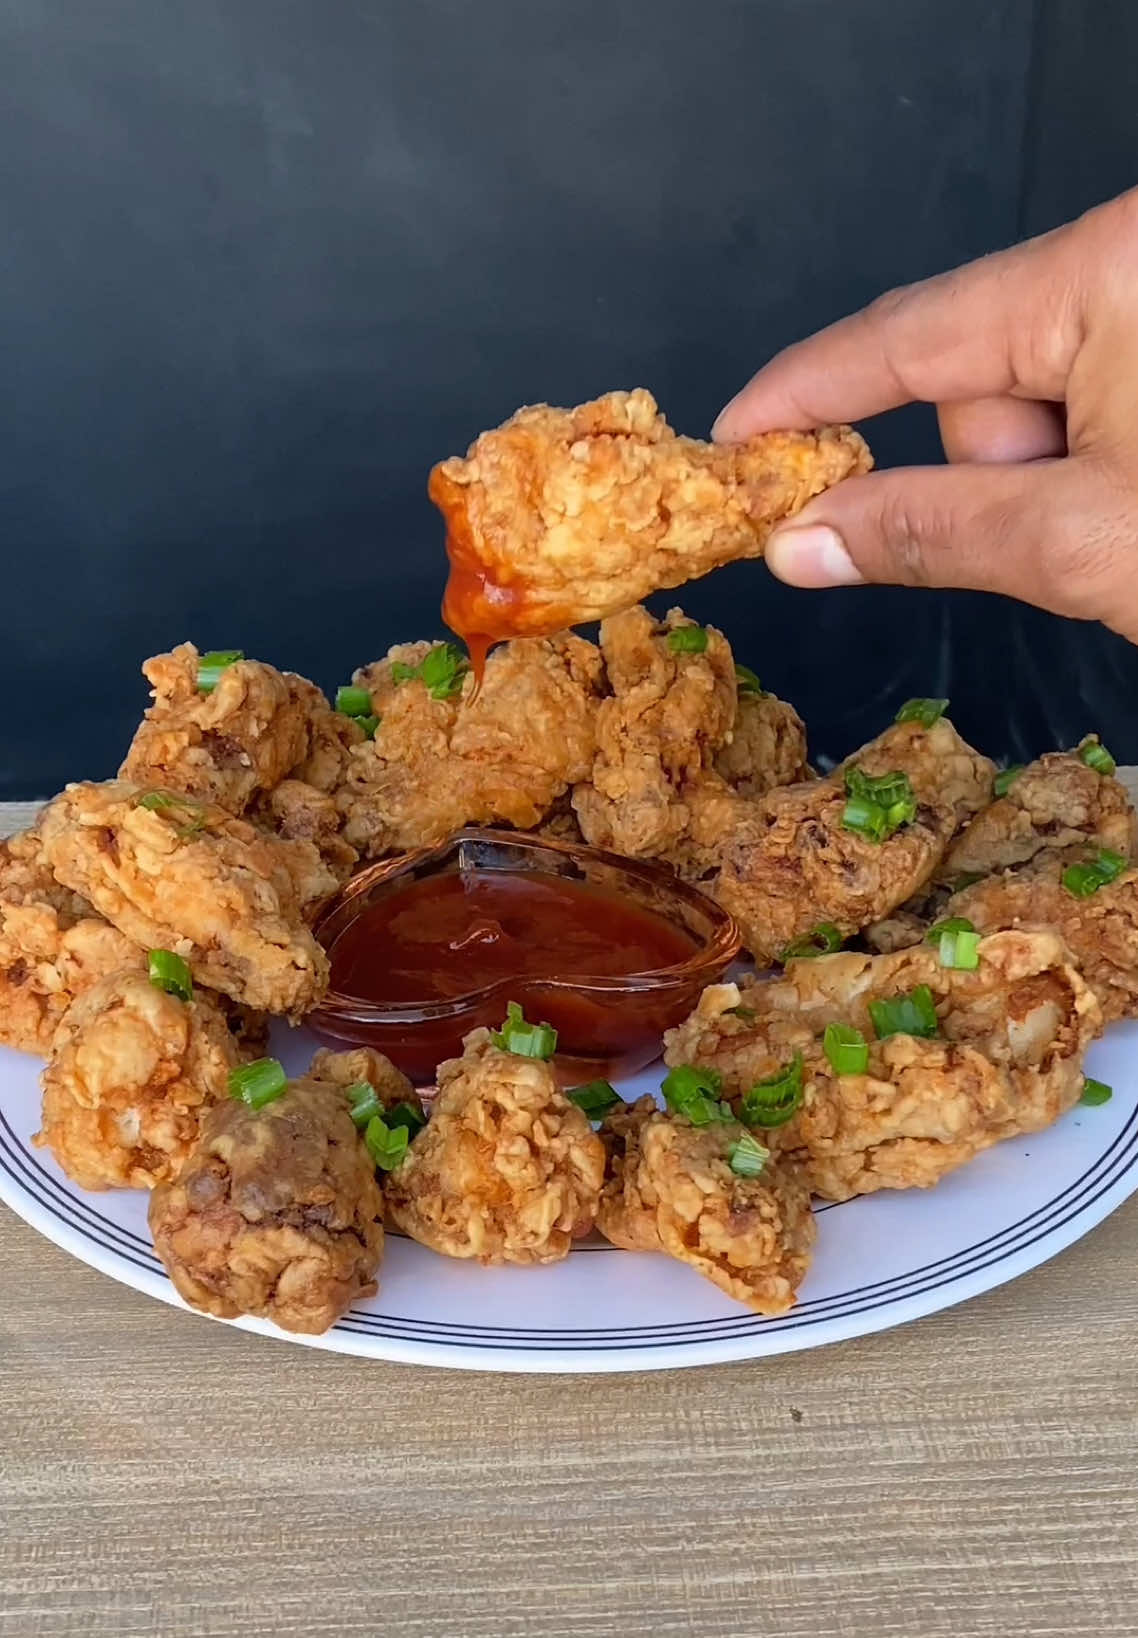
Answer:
[[3, 799, 1137, 1638]]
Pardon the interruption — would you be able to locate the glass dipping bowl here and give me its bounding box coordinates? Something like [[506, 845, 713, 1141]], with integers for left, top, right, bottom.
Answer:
[[309, 828, 741, 1085]]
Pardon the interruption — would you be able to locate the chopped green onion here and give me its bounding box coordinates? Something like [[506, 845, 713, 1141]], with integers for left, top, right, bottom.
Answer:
[[842, 766, 917, 844], [841, 793, 887, 842], [343, 1081, 382, 1130], [365, 1114, 409, 1171], [390, 660, 418, 684], [727, 1133, 770, 1178], [1080, 1077, 1113, 1107], [781, 923, 843, 961], [391, 643, 471, 700], [937, 929, 981, 971], [567, 1080, 620, 1119], [197, 650, 244, 693], [895, 697, 948, 727], [667, 625, 709, 655], [1080, 739, 1117, 777], [1061, 848, 1128, 898], [228, 1057, 288, 1109], [335, 685, 373, 718], [147, 948, 193, 1002], [136, 790, 207, 836], [868, 985, 939, 1041], [726, 1004, 756, 1023], [823, 1022, 869, 1076], [925, 917, 976, 943], [994, 764, 1025, 797], [661, 1063, 728, 1126], [385, 1099, 427, 1137], [490, 1001, 558, 1060], [740, 1052, 804, 1129], [356, 714, 379, 740], [734, 664, 764, 695]]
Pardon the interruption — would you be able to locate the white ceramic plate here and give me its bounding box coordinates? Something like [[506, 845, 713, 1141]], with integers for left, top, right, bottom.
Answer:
[[2, 1021, 1136, 1372]]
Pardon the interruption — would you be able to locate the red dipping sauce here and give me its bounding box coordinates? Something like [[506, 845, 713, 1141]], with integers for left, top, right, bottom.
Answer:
[[309, 830, 741, 1085]]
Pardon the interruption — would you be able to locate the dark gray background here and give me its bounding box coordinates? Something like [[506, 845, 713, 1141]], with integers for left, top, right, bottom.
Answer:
[[2, 0, 1136, 798]]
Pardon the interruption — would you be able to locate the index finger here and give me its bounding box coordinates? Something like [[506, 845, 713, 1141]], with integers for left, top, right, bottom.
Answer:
[[712, 222, 1079, 441]]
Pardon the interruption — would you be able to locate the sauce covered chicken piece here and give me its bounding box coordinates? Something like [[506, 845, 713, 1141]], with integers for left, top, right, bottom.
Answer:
[[37, 967, 240, 1190], [664, 930, 1099, 1201], [384, 1029, 605, 1265], [148, 1057, 388, 1334], [596, 1096, 815, 1315], [39, 782, 336, 1020], [712, 715, 995, 965], [431, 388, 870, 652]]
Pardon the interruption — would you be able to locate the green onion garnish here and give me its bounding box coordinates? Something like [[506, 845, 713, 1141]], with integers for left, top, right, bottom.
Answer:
[[385, 1099, 427, 1137], [823, 1022, 868, 1076], [228, 1057, 288, 1109], [895, 697, 948, 727], [781, 923, 843, 961], [335, 685, 373, 718], [356, 714, 379, 740], [727, 1133, 770, 1178], [147, 948, 193, 1002], [1080, 739, 1117, 777], [994, 765, 1025, 797], [490, 1001, 558, 1060], [868, 985, 939, 1041], [1080, 1077, 1113, 1106], [344, 1082, 382, 1130], [1062, 848, 1127, 898], [197, 650, 244, 693], [842, 766, 917, 844], [734, 664, 764, 695], [661, 1064, 729, 1126], [390, 643, 471, 700], [926, 916, 976, 942], [667, 625, 708, 655], [567, 1080, 620, 1119], [726, 1004, 756, 1023], [937, 929, 981, 970], [364, 1114, 409, 1171], [390, 660, 417, 684], [740, 1052, 804, 1129], [136, 790, 207, 835]]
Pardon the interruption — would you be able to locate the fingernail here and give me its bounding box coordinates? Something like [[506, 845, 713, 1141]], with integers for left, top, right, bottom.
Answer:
[[766, 524, 863, 588], [711, 406, 739, 442]]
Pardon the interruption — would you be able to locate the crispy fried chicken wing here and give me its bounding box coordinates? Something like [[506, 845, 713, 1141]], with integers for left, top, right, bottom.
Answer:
[[339, 634, 604, 857], [665, 930, 1099, 1200], [39, 782, 335, 1019], [384, 1030, 605, 1265], [948, 847, 1138, 1024], [940, 739, 1136, 880], [249, 778, 358, 888], [148, 1063, 385, 1333], [432, 389, 871, 641], [596, 1096, 815, 1314], [37, 969, 239, 1189], [0, 830, 144, 1054], [712, 718, 995, 964]]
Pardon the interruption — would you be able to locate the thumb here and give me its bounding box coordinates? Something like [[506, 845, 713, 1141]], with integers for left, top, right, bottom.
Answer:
[[764, 458, 1136, 632]]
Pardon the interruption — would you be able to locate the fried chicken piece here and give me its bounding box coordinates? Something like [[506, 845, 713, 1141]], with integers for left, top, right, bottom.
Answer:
[[249, 778, 359, 889], [714, 687, 810, 800], [0, 830, 144, 1054], [665, 930, 1099, 1200], [572, 607, 741, 868], [339, 634, 604, 857], [283, 675, 367, 793], [431, 389, 871, 641], [948, 847, 1138, 1024], [712, 717, 995, 964], [940, 739, 1137, 881], [148, 1064, 385, 1334], [39, 782, 335, 1019], [384, 1030, 605, 1265], [307, 1044, 421, 1114], [596, 1096, 815, 1314], [36, 969, 240, 1190], [863, 881, 952, 955]]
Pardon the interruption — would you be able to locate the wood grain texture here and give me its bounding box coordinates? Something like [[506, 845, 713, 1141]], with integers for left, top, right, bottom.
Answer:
[[2, 796, 1138, 1638]]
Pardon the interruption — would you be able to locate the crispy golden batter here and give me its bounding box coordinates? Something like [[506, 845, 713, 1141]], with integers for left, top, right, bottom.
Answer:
[[714, 687, 809, 800], [0, 830, 144, 1054], [339, 634, 604, 857], [572, 607, 741, 869], [307, 1045, 420, 1114], [432, 389, 871, 638], [712, 718, 995, 964], [596, 1096, 815, 1314], [665, 930, 1099, 1200], [384, 1030, 605, 1265], [36, 969, 239, 1190], [39, 782, 335, 1020], [940, 739, 1136, 880], [948, 847, 1138, 1024], [148, 1065, 385, 1334], [249, 778, 358, 889]]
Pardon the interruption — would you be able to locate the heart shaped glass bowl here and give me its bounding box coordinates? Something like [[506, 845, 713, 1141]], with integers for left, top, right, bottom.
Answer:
[[309, 828, 741, 1083]]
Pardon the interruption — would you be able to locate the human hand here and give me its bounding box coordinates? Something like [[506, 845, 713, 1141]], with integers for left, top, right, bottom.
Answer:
[[713, 187, 1138, 644]]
